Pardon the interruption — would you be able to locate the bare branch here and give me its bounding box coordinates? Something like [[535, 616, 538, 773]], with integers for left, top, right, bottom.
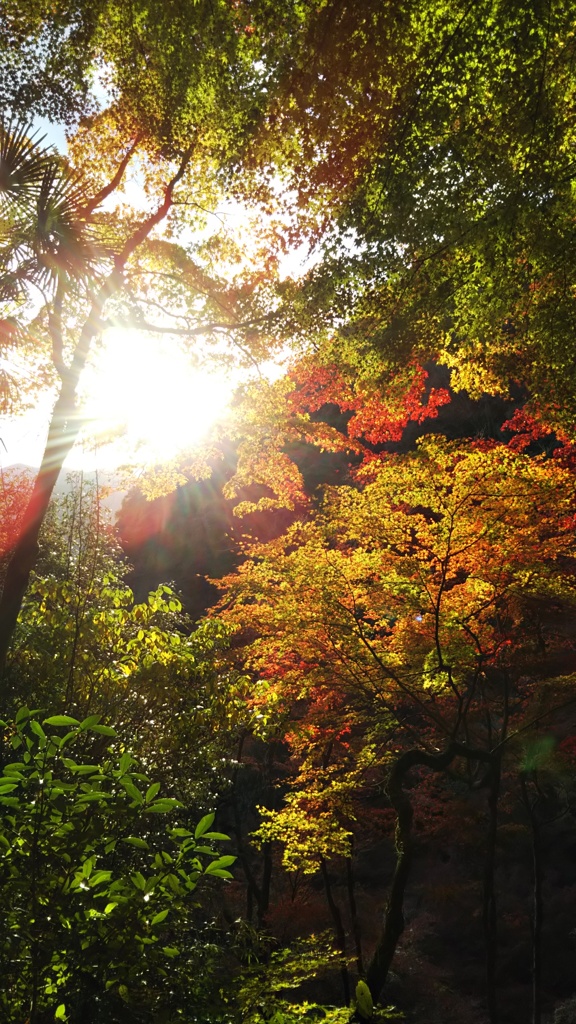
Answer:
[[115, 144, 196, 266], [79, 136, 142, 218]]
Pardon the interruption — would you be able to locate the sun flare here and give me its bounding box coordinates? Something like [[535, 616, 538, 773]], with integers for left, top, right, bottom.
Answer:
[[77, 329, 234, 468]]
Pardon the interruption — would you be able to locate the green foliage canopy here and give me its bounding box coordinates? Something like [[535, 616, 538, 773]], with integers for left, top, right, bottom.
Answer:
[[252, 0, 576, 429]]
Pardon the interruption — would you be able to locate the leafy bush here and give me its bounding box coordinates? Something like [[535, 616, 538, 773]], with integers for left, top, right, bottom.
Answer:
[[222, 934, 402, 1024], [0, 708, 234, 1023]]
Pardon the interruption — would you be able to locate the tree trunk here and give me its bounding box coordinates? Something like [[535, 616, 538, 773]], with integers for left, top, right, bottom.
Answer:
[[346, 851, 363, 976], [0, 148, 193, 686], [0, 382, 79, 678], [531, 810, 543, 1024], [483, 755, 501, 1024], [320, 856, 350, 1005], [520, 776, 544, 1024], [366, 743, 494, 1002], [365, 749, 417, 1001], [257, 840, 273, 927]]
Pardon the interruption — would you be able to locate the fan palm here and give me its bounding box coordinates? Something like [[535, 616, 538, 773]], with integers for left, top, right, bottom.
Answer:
[[0, 120, 102, 305]]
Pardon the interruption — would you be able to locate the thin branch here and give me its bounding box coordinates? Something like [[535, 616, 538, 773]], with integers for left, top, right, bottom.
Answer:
[[68, 147, 198, 383], [115, 144, 196, 266], [101, 316, 239, 337], [79, 136, 142, 218]]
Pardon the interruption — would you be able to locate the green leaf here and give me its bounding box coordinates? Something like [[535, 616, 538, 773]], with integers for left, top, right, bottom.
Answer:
[[29, 719, 46, 741], [121, 780, 144, 804], [119, 752, 133, 774], [90, 870, 112, 886], [59, 731, 79, 747], [122, 837, 149, 850], [355, 980, 373, 1020], [203, 856, 235, 872], [145, 799, 182, 813], [43, 715, 81, 727], [104, 902, 118, 914], [90, 725, 116, 737], [203, 831, 230, 841], [80, 715, 102, 729], [146, 782, 161, 803], [150, 909, 169, 926], [74, 792, 113, 804], [194, 812, 215, 839], [54, 1005, 67, 1021]]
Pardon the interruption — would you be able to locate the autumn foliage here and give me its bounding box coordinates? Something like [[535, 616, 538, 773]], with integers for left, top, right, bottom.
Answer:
[[215, 413, 576, 1013]]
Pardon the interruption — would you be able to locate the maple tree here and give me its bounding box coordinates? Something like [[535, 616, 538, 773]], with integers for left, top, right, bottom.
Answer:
[[218, 432, 576, 1009], [2, 6, 576, 1017], [2, 0, 574, 668]]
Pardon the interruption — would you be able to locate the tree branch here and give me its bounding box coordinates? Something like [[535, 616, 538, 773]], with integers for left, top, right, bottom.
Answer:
[[365, 741, 495, 1000], [115, 144, 196, 266], [79, 137, 142, 218], [101, 316, 240, 337]]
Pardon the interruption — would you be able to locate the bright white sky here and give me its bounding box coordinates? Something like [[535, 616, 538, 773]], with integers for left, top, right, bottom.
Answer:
[[0, 329, 250, 471], [0, 117, 311, 473], [78, 329, 237, 468]]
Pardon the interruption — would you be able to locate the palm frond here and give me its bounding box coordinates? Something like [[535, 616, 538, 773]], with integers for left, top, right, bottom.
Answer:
[[0, 122, 108, 294], [32, 164, 106, 283], [0, 120, 52, 211]]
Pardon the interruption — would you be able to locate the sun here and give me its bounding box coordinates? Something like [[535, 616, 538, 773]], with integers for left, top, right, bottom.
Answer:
[[76, 328, 234, 468]]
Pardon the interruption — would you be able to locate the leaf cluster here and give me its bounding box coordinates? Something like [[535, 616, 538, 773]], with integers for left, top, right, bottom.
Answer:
[[0, 708, 235, 1021]]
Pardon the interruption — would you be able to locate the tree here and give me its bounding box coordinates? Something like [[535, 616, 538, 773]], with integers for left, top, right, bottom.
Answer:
[[0, 466, 33, 585], [218, 434, 576, 1007], [0, 0, 305, 145], [245, 0, 576, 432], [0, 0, 305, 676]]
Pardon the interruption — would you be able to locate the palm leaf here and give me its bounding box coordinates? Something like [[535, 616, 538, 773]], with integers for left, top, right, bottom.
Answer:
[[0, 122, 108, 293], [32, 164, 106, 283], [0, 121, 52, 211]]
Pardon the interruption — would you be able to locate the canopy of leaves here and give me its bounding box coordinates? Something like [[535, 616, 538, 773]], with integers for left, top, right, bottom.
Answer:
[[219, 436, 576, 866], [246, 0, 576, 431]]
